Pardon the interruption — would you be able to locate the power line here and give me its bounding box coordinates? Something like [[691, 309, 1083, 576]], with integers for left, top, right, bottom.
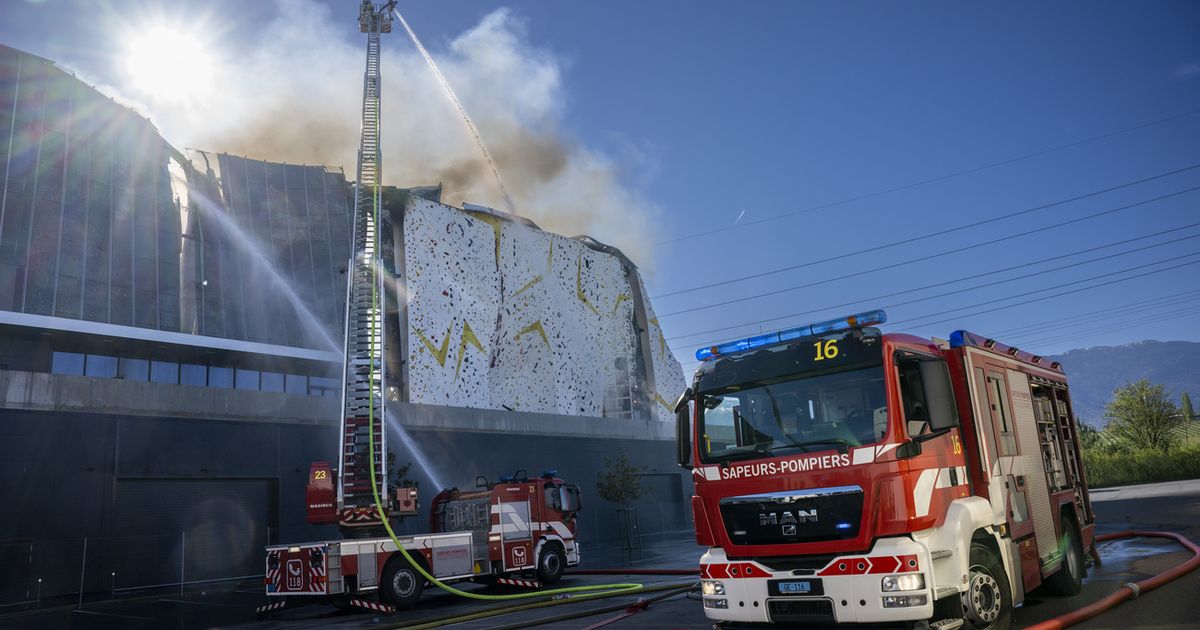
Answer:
[[658, 184, 1200, 318], [987, 290, 1200, 339], [675, 254, 1200, 370], [885, 253, 1200, 329], [1010, 305, 1200, 349], [654, 107, 1200, 246], [653, 163, 1200, 301], [666, 222, 1200, 344]]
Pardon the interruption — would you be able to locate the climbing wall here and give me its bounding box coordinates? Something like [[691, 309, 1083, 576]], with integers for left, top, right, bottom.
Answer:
[[637, 275, 687, 422], [403, 197, 682, 420]]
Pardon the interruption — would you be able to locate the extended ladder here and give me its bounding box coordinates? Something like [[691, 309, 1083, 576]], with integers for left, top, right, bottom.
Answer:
[[337, 0, 397, 528]]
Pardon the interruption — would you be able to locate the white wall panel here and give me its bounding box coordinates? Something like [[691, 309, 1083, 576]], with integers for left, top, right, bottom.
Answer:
[[403, 198, 684, 422]]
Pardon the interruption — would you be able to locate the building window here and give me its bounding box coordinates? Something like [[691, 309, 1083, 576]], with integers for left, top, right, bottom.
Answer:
[[286, 374, 307, 395], [209, 366, 233, 388], [309, 376, 339, 397], [119, 358, 149, 381], [51, 352, 85, 376], [84, 354, 118, 378], [235, 368, 260, 390], [261, 371, 284, 393], [150, 361, 179, 384], [180, 364, 207, 387]]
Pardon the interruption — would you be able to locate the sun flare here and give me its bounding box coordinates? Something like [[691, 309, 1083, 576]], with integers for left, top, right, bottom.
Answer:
[[123, 26, 215, 101]]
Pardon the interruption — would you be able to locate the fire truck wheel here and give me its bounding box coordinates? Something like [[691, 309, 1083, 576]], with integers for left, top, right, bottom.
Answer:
[[1044, 516, 1085, 596], [537, 544, 566, 585], [380, 556, 424, 608], [961, 542, 1012, 630]]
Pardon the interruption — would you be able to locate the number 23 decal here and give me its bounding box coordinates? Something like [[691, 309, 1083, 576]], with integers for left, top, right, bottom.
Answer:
[[313, 470, 327, 480]]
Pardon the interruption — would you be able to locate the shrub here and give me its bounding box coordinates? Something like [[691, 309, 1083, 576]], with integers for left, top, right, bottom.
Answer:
[[1082, 443, 1200, 488]]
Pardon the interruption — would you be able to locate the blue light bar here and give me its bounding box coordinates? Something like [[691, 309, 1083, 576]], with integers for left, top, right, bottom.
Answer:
[[695, 309, 887, 361], [835, 522, 853, 530]]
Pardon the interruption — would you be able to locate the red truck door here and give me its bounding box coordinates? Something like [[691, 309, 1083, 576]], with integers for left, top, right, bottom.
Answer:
[[497, 491, 535, 572]]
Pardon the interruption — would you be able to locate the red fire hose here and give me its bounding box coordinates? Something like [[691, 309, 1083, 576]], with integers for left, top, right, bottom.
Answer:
[[1025, 530, 1200, 630]]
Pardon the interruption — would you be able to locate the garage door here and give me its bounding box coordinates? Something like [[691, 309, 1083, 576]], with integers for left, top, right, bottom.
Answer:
[[111, 478, 277, 588]]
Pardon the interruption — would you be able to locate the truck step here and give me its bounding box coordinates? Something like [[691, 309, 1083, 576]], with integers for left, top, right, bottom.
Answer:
[[255, 600, 287, 616], [935, 586, 960, 599], [349, 599, 396, 614], [496, 577, 542, 589], [930, 549, 954, 560], [930, 618, 964, 630]]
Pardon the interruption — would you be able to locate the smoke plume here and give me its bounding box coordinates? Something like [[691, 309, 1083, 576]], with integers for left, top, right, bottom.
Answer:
[[134, 0, 660, 267]]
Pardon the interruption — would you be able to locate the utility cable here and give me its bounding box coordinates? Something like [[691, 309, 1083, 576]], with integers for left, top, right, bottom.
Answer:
[[654, 108, 1200, 246], [1007, 305, 1200, 349], [657, 183, 1200, 316], [677, 254, 1200, 371], [654, 162, 1200, 299], [988, 290, 1200, 339], [657, 184, 1200, 314], [666, 221, 1200, 345], [884, 253, 1200, 329]]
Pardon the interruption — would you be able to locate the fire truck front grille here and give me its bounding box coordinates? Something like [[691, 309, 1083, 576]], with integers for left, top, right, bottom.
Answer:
[[719, 485, 863, 546], [767, 598, 835, 623], [731, 554, 840, 575]]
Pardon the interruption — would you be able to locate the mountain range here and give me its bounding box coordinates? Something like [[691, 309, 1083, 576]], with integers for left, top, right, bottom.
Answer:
[[1046, 340, 1199, 427]]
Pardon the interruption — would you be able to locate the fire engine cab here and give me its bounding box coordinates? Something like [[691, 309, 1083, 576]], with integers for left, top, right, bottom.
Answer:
[[675, 309, 1094, 629], [263, 469, 582, 611]]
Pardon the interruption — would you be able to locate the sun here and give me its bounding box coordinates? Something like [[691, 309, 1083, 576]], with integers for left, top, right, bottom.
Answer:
[[123, 26, 215, 101]]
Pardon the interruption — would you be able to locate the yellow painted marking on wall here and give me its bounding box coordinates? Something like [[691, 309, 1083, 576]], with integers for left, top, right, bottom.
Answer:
[[547, 240, 554, 271], [611, 294, 632, 315], [656, 393, 672, 411], [468, 211, 504, 267], [575, 253, 599, 315], [515, 320, 551, 349], [649, 318, 666, 355], [455, 321, 486, 381], [414, 326, 452, 366], [512, 274, 543, 298]]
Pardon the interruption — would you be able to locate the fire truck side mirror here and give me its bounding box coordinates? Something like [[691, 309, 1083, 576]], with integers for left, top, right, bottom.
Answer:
[[560, 485, 582, 513], [675, 389, 693, 469]]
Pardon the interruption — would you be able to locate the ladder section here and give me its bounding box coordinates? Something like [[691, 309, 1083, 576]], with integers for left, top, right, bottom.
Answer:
[[338, 2, 394, 527]]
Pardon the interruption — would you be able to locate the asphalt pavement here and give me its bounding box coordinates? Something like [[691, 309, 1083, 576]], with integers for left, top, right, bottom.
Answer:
[[3, 478, 1198, 629]]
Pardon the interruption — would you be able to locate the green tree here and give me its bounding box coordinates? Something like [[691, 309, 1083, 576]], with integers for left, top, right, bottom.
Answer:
[[1077, 422, 1103, 451], [1104, 379, 1181, 453], [595, 455, 646, 508], [1182, 393, 1195, 422]]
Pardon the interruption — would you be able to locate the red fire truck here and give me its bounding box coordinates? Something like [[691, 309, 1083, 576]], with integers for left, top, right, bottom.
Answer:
[[260, 469, 582, 613], [675, 310, 1094, 629]]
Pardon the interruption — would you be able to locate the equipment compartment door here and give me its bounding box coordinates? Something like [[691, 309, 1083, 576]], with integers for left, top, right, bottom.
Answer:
[[498, 499, 533, 572]]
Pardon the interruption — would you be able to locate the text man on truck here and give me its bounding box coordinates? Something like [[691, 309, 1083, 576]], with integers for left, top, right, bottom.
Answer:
[[675, 309, 1094, 629]]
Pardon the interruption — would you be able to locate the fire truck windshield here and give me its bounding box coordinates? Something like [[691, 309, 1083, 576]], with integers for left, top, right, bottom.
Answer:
[[695, 331, 886, 464]]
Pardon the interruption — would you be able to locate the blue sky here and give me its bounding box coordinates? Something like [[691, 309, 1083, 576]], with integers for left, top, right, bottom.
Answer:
[[3, 0, 1198, 372]]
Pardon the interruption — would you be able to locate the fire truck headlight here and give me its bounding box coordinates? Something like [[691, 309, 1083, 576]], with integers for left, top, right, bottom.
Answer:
[[701, 580, 725, 596], [881, 573, 925, 592]]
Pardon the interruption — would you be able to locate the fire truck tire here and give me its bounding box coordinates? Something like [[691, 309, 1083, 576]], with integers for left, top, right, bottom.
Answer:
[[1043, 515, 1085, 596], [537, 544, 566, 585], [380, 556, 425, 609], [962, 542, 1012, 630]]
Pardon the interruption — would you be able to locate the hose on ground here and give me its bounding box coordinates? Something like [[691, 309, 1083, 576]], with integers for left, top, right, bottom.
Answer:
[[1024, 530, 1200, 630], [381, 581, 696, 630]]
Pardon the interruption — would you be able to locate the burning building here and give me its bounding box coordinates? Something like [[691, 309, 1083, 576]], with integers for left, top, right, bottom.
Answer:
[[0, 43, 686, 602]]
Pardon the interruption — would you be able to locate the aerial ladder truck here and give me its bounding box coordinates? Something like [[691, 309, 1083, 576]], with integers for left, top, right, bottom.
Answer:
[[257, 2, 581, 615]]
